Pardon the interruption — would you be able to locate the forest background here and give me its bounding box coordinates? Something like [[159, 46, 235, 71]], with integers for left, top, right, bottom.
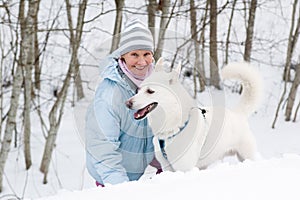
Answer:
[[0, 0, 300, 199]]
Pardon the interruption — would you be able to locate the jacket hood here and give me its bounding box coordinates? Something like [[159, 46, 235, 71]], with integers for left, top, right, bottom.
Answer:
[[99, 55, 136, 93]]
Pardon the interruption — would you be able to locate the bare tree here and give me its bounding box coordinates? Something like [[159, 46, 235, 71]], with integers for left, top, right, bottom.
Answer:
[[244, 0, 257, 62], [23, 0, 41, 170], [0, 0, 26, 192], [190, 0, 205, 95], [283, 0, 300, 81], [33, 4, 41, 91], [40, 0, 88, 184], [293, 99, 300, 122], [0, 38, 3, 141], [272, 0, 299, 128], [285, 63, 300, 121], [225, 0, 237, 64], [147, 0, 157, 42], [199, 1, 209, 91], [209, 0, 220, 89], [154, 0, 171, 61], [110, 0, 124, 53]]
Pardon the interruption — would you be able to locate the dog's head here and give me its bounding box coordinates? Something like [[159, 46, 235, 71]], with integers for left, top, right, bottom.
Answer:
[[125, 57, 182, 120]]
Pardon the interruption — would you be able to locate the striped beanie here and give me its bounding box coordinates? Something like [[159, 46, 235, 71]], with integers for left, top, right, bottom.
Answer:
[[118, 19, 154, 55]]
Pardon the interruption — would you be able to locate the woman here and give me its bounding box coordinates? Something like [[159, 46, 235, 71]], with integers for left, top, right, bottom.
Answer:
[[85, 19, 161, 187]]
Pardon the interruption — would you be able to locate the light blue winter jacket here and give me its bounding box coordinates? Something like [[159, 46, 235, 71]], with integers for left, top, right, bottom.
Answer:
[[85, 56, 154, 185]]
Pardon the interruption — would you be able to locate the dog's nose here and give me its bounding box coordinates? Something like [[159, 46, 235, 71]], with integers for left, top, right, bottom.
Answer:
[[125, 100, 133, 109]]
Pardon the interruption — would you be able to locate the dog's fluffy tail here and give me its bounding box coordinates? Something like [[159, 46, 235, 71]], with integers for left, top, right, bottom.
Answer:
[[221, 62, 263, 116]]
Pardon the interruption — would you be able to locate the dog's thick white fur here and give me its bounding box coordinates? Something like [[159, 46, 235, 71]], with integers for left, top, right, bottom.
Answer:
[[126, 58, 263, 172]]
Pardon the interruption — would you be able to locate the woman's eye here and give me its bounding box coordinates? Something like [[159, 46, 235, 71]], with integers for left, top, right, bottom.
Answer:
[[130, 53, 138, 57]]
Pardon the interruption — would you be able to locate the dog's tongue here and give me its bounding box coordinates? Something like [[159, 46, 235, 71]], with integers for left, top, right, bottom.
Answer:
[[133, 102, 158, 120], [134, 108, 147, 119]]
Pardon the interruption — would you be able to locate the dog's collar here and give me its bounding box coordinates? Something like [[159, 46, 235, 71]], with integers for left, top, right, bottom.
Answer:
[[158, 107, 207, 161], [159, 107, 206, 141], [167, 119, 189, 140], [158, 119, 189, 161]]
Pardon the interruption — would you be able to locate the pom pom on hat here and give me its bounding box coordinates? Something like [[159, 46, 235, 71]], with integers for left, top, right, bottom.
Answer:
[[118, 19, 154, 55]]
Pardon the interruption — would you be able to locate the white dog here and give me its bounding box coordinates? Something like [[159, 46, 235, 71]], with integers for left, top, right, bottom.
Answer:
[[126, 58, 263, 172]]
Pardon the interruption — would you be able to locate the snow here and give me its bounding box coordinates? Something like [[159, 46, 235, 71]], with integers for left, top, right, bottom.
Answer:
[[36, 155, 300, 200], [2, 1, 300, 200], [4, 66, 300, 200], [8, 69, 298, 200]]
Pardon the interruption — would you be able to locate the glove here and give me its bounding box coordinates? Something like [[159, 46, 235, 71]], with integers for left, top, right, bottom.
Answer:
[[156, 168, 163, 174], [150, 157, 163, 174], [96, 181, 105, 187]]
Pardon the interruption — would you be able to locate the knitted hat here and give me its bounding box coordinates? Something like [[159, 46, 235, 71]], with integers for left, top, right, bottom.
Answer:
[[118, 19, 154, 55]]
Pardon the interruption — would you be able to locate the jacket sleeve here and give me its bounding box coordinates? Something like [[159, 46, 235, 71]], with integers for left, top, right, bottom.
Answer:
[[85, 87, 129, 185]]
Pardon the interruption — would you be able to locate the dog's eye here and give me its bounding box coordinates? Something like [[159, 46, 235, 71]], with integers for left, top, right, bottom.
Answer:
[[146, 88, 155, 94]]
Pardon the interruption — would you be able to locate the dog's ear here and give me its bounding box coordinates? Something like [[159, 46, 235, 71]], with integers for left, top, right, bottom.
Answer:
[[169, 61, 181, 85], [173, 61, 182, 75], [155, 57, 164, 72]]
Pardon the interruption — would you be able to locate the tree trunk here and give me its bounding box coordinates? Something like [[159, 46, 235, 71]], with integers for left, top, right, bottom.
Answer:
[[190, 0, 205, 96], [110, 0, 124, 53], [285, 64, 300, 121], [39, 0, 88, 184], [74, 58, 84, 101], [199, 1, 209, 92], [65, 0, 86, 103], [154, 0, 171, 61], [0, 33, 3, 140], [293, 99, 300, 122], [272, 0, 299, 128], [209, 0, 221, 89], [244, 0, 257, 62], [34, 2, 40, 91], [0, 0, 26, 192], [147, 0, 157, 45], [23, 0, 40, 170], [225, 0, 237, 64], [283, 0, 300, 81]]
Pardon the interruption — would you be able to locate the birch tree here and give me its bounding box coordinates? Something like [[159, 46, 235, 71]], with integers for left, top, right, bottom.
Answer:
[[244, 0, 257, 62], [110, 0, 124, 53], [272, 0, 300, 128], [154, 0, 171, 61], [199, 1, 209, 90], [225, 0, 237, 64], [0, 48, 2, 142], [285, 63, 300, 121], [23, 0, 40, 170], [147, 0, 157, 42], [190, 0, 205, 94], [40, 0, 88, 184], [209, 0, 221, 89], [0, 0, 27, 191], [283, 0, 300, 81]]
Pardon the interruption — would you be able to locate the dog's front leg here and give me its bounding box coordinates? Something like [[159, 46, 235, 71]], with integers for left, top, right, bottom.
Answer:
[[153, 137, 175, 172]]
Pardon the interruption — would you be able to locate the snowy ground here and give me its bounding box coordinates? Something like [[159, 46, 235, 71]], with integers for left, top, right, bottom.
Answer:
[[36, 154, 300, 200], [32, 110, 300, 200], [2, 1, 300, 198], [2, 61, 300, 200]]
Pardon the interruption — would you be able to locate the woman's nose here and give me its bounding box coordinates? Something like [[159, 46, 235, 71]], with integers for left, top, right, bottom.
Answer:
[[137, 57, 147, 66]]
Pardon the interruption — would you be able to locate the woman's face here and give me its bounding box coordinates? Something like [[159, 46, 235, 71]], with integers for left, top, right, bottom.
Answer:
[[121, 50, 153, 77]]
